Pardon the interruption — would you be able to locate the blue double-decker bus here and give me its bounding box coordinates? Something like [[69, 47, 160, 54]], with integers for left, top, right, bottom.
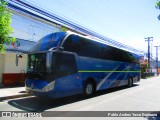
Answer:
[[25, 31, 140, 98]]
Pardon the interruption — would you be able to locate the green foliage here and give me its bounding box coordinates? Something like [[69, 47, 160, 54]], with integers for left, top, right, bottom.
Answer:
[[0, 0, 15, 52], [140, 63, 148, 73], [61, 27, 68, 32], [155, 0, 160, 9]]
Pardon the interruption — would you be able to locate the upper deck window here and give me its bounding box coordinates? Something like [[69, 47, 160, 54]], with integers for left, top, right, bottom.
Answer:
[[63, 34, 139, 64]]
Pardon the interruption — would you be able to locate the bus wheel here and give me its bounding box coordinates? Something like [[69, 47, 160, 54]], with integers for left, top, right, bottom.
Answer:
[[83, 81, 95, 96], [128, 77, 133, 87]]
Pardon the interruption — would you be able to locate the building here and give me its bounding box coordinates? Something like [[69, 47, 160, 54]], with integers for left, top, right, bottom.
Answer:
[[0, 52, 27, 86], [0, 4, 61, 86]]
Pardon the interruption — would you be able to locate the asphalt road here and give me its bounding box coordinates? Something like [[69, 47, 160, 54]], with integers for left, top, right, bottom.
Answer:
[[0, 76, 160, 120]]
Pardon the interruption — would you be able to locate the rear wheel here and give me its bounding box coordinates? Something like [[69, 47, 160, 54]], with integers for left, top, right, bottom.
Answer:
[[128, 77, 133, 87], [83, 81, 95, 96]]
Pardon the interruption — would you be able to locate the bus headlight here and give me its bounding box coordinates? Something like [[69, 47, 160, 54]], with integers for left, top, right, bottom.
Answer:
[[42, 81, 55, 92]]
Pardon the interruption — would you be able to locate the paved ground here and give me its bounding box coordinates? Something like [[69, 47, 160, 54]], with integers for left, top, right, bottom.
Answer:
[[0, 87, 29, 101], [0, 76, 160, 120]]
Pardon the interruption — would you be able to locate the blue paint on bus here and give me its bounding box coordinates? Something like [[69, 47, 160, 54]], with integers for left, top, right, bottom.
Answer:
[[25, 32, 140, 98]]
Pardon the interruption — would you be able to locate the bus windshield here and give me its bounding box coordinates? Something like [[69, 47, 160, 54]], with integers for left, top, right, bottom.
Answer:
[[27, 52, 77, 82], [27, 53, 47, 79]]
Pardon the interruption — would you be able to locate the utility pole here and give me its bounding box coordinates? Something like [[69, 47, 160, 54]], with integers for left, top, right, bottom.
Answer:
[[154, 45, 160, 75], [145, 37, 153, 72]]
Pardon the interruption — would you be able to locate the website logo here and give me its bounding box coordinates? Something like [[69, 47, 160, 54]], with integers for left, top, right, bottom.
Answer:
[[2, 112, 11, 117], [12, 41, 20, 49]]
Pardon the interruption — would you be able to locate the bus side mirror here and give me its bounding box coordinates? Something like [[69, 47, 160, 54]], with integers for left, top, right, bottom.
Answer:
[[16, 54, 23, 66]]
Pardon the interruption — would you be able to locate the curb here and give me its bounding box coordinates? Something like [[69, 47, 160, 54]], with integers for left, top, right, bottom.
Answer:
[[0, 94, 30, 102]]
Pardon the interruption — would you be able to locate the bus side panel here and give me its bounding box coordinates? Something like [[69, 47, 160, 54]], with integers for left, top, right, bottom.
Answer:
[[77, 57, 140, 91], [51, 73, 83, 98], [111, 63, 140, 88], [97, 63, 140, 90]]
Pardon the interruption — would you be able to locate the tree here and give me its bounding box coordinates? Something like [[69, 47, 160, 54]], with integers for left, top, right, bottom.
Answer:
[[0, 0, 15, 52], [155, 0, 160, 9], [61, 26, 68, 32], [140, 62, 148, 73], [155, 0, 160, 20]]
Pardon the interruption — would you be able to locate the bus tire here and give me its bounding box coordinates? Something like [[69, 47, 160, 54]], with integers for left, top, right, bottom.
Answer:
[[83, 81, 96, 96], [128, 77, 133, 87]]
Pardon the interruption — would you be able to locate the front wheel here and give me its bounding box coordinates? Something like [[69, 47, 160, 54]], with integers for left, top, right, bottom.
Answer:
[[83, 82, 95, 96]]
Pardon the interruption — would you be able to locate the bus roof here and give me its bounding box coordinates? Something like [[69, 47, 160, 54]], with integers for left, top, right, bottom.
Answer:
[[30, 31, 141, 55]]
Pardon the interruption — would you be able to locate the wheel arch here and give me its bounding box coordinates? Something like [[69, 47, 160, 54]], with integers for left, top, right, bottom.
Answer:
[[84, 77, 96, 88], [83, 77, 97, 94], [128, 75, 133, 87]]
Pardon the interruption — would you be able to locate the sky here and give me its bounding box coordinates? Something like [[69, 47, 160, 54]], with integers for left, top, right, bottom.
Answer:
[[25, 0, 160, 57]]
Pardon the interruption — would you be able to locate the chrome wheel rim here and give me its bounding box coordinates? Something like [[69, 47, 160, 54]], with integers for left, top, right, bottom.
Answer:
[[86, 84, 93, 95]]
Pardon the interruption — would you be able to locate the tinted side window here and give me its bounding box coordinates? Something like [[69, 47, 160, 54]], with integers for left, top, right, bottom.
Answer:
[[106, 46, 139, 64], [78, 37, 95, 57], [62, 35, 139, 63], [63, 35, 102, 57], [63, 35, 80, 53], [52, 53, 77, 79]]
